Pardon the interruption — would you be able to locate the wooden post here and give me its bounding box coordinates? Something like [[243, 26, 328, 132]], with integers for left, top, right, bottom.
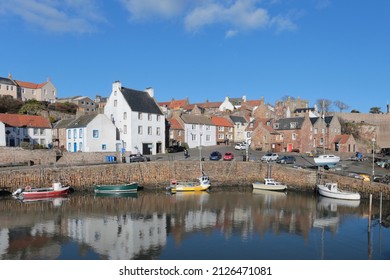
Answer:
[[379, 192, 383, 224], [368, 194, 372, 233]]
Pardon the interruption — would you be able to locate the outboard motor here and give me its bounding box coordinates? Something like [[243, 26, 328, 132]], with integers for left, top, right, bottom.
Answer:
[[12, 188, 23, 197]]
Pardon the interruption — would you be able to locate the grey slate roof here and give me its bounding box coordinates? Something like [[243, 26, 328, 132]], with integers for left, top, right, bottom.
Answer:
[[230, 115, 247, 124], [121, 87, 163, 115], [53, 118, 76, 129], [274, 117, 305, 130], [180, 114, 214, 125], [66, 114, 98, 128], [0, 77, 16, 86], [310, 116, 334, 126]]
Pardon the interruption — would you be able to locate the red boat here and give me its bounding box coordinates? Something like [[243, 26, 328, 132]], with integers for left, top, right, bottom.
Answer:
[[13, 182, 71, 200]]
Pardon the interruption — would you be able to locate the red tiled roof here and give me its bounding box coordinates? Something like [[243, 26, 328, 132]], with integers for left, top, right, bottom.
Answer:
[[245, 100, 262, 106], [211, 116, 233, 127], [168, 118, 183, 130], [0, 114, 51, 128], [333, 134, 351, 144], [195, 102, 222, 108], [15, 80, 47, 89], [169, 99, 187, 109], [158, 101, 171, 107]]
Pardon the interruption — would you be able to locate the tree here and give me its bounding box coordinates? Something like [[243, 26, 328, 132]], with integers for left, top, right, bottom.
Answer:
[[315, 99, 332, 115], [334, 100, 350, 112], [351, 109, 360, 113], [0, 95, 23, 113], [369, 107, 382, 114], [18, 100, 44, 115]]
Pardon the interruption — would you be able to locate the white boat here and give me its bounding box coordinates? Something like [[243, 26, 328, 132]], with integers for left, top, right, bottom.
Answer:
[[317, 182, 360, 200], [252, 178, 287, 191], [314, 154, 340, 166]]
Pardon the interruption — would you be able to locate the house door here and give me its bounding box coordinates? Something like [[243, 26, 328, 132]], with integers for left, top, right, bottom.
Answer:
[[142, 143, 152, 155], [287, 143, 293, 152], [73, 142, 77, 152], [156, 142, 162, 154]]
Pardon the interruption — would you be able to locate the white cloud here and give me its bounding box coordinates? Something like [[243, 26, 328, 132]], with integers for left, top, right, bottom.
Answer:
[[0, 0, 106, 33], [225, 29, 238, 38], [120, 0, 187, 20], [184, 0, 297, 36]]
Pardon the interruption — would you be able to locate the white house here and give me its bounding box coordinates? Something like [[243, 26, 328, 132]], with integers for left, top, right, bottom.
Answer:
[[66, 114, 117, 152], [104, 81, 165, 155], [0, 113, 52, 148], [180, 114, 216, 149], [219, 97, 235, 112]]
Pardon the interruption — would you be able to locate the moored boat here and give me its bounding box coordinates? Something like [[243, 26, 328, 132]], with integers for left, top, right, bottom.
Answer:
[[168, 175, 211, 193], [316, 182, 360, 200], [313, 154, 340, 167], [12, 182, 71, 200], [252, 178, 287, 191], [94, 182, 139, 194]]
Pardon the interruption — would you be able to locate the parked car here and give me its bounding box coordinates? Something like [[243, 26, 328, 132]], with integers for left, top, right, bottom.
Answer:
[[129, 154, 150, 162], [261, 153, 279, 162], [223, 152, 234, 161], [276, 156, 296, 164], [167, 145, 185, 153], [235, 143, 246, 150], [209, 151, 222, 161]]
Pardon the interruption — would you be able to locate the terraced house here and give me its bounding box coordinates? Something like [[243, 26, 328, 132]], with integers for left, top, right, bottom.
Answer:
[[0, 113, 52, 148]]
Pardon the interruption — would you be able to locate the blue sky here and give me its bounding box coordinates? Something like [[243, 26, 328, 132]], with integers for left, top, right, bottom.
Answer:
[[1, 0, 389, 113]]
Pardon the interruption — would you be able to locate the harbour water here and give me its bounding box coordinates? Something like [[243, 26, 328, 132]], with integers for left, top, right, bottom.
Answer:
[[0, 189, 389, 260]]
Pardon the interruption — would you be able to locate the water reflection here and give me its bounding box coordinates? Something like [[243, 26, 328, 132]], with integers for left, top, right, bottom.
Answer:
[[0, 190, 389, 260]]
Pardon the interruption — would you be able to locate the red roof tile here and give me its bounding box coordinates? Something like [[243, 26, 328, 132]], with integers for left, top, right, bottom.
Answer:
[[15, 80, 47, 89], [211, 116, 233, 127], [168, 118, 183, 130], [0, 114, 51, 128], [332, 134, 351, 144], [169, 99, 187, 109]]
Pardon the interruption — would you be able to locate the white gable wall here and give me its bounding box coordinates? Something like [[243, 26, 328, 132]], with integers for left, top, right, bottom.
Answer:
[[184, 123, 216, 149], [84, 114, 117, 152], [0, 122, 6, 146]]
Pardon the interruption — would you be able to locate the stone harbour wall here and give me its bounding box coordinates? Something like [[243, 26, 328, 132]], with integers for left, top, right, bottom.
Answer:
[[1, 161, 389, 200]]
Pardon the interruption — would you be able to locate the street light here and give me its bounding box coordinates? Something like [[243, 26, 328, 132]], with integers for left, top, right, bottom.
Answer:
[[372, 138, 376, 181]]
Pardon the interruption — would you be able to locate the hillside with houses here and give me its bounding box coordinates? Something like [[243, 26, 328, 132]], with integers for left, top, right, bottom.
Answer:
[[1, 73, 389, 156]]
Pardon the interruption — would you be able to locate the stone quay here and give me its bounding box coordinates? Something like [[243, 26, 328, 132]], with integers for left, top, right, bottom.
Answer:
[[1, 160, 389, 201]]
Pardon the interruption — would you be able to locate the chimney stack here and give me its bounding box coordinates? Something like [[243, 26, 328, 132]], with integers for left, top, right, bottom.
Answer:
[[113, 80, 121, 92], [145, 87, 154, 98]]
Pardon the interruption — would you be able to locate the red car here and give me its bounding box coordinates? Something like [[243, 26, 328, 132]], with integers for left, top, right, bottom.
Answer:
[[223, 152, 234, 161]]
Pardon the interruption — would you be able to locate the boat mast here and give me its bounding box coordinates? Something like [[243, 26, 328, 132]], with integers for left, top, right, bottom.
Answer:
[[322, 100, 326, 155]]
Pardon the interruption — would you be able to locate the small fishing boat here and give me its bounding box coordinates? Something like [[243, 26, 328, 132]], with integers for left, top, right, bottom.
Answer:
[[316, 182, 360, 200], [168, 175, 211, 193], [94, 182, 139, 194], [313, 154, 340, 167], [252, 178, 287, 191], [12, 182, 71, 200]]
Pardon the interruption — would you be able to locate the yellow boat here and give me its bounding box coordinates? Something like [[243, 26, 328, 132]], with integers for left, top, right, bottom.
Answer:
[[169, 175, 211, 193]]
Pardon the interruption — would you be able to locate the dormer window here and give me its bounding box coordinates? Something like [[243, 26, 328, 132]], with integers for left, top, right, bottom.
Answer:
[[290, 122, 297, 129]]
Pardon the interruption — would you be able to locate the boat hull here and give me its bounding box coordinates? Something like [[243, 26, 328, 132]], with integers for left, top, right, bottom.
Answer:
[[171, 184, 210, 192], [21, 186, 70, 199], [94, 182, 138, 194], [314, 155, 340, 166], [252, 183, 287, 191], [317, 184, 360, 200]]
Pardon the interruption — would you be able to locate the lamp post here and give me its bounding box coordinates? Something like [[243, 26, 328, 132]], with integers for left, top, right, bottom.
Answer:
[[372, 138, 376, 181]]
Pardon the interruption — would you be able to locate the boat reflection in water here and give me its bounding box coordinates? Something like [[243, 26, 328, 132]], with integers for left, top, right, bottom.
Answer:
[[0, 190, 389, 260], [94, 192, 138, 198], [18, 196, 69, 207]]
